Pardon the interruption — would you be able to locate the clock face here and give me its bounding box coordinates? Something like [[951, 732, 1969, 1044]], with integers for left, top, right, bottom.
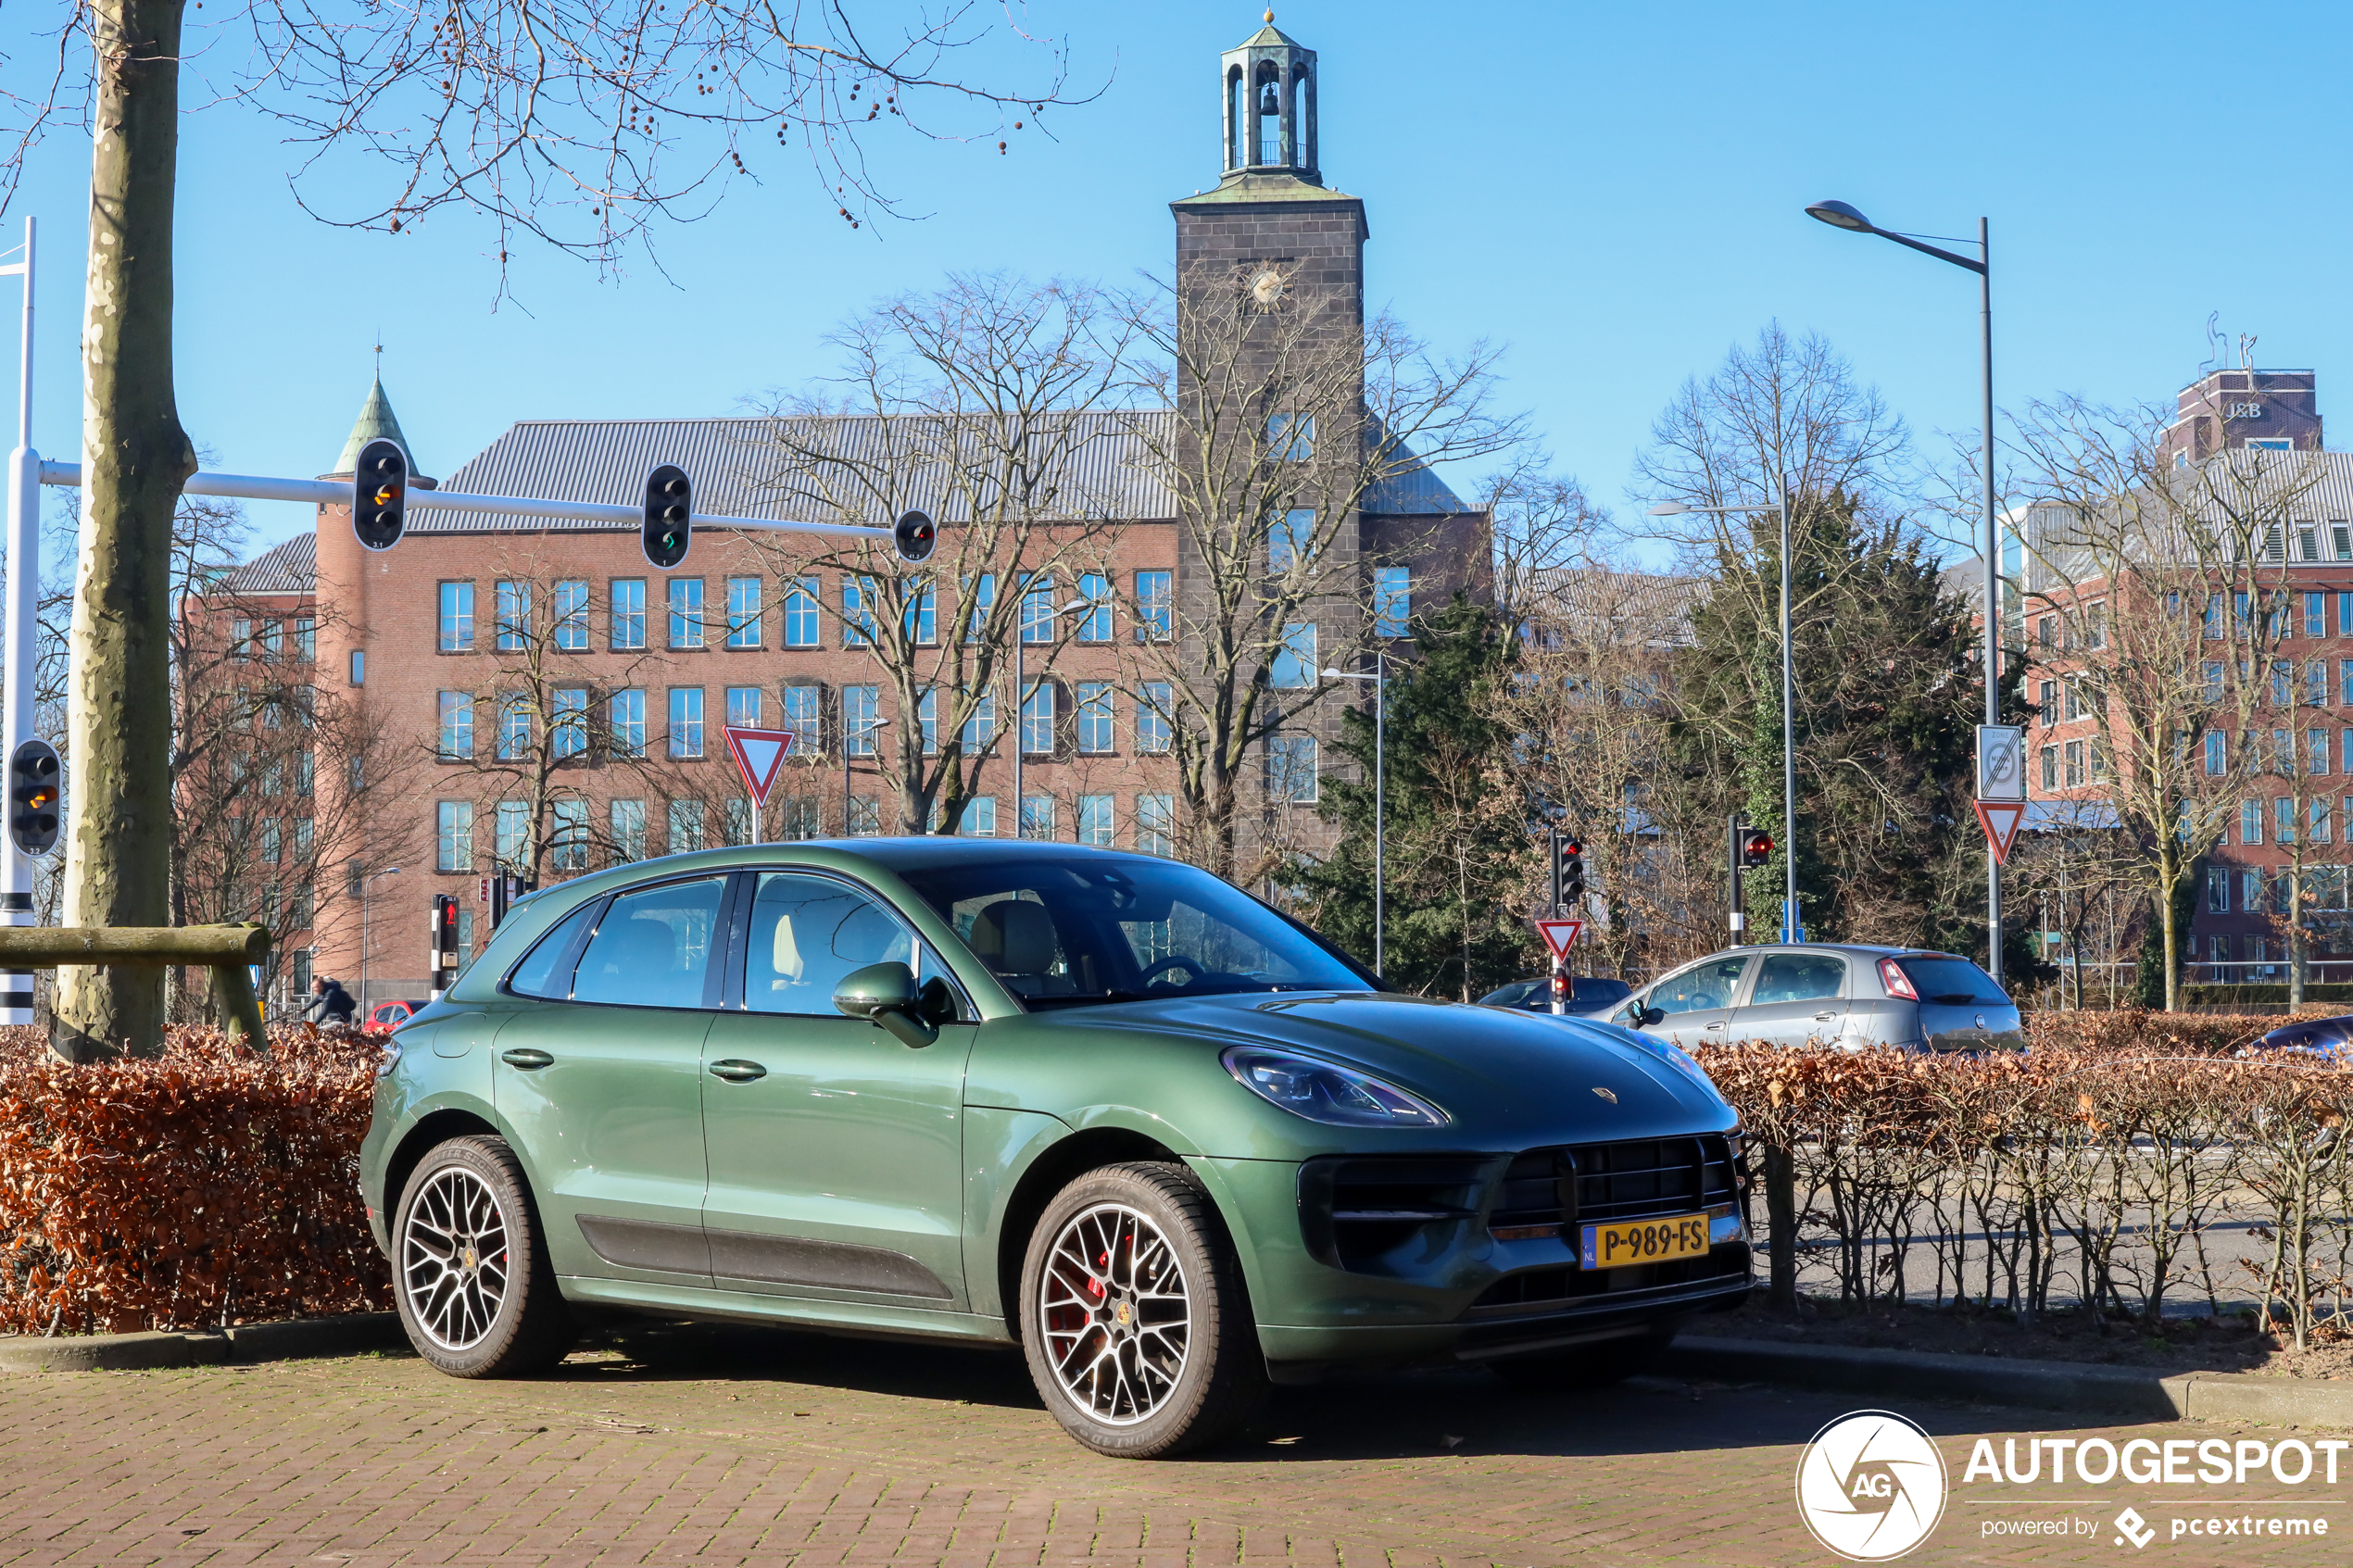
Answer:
[[1249, 268, 1286, 307]]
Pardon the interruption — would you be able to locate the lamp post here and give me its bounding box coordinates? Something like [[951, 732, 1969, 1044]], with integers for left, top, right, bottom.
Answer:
[[1012, 594, 1098, 839], [358, 866, 401, 1010], [1322, 653, 1387, 977], [1651, 495, 1799, 944], [844, 713, 890, 835], [1806, 197, 2002, 984]]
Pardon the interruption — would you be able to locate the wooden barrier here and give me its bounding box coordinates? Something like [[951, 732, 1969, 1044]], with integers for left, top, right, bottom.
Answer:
[[0, 923, 271, 1048]]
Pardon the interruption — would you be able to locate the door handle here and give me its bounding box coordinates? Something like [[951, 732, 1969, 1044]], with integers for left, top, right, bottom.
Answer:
[[1814, 1011, 1839, 1022], [1705, 1021, 1726, 1031], [708, 1059, 768, 1084], [499, 1047, 553, 1070]]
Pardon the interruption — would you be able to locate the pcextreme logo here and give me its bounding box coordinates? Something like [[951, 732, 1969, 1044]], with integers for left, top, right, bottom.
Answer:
[[1794, 1411, 1948, 1561]]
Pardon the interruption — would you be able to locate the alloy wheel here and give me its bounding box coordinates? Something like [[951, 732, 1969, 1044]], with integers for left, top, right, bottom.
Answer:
[[401, 1165, 511, 1351], [1037, 1201, 1192, 1425]]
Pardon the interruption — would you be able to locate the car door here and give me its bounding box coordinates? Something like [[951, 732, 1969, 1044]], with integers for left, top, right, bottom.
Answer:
[[491, 872, 731, 1286], [698, 869, 976, 1310], [1643, 954, 1755, 1048], [1729, 951, 1851, 1047]]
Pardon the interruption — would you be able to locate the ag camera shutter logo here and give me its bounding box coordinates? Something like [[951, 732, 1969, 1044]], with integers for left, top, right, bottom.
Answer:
[[1794, 1410, 1947, 1561]]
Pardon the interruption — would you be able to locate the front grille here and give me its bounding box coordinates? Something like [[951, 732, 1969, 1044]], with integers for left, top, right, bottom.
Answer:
[[1488, 1134, 1740, 1236], [1297, 1155, 1488, 1273]]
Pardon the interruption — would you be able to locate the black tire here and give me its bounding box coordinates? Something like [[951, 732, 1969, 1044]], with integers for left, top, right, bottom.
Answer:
[[1490, 1323, 1677, 1391], [1018, 1160, 1268, 1459], [391, 1135, 575, 1377]]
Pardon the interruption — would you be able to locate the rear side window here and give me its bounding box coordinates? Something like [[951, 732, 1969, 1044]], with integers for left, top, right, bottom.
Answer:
[[1893, 956, 2007, 1005], [573, 875, 730, 1010], [506, 901, 600, 999], [1749, 955, 1846, 1005]]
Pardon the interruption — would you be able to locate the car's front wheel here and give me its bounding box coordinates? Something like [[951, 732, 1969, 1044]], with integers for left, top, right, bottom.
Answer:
[[1018, 1161, 1267, 1458], [392, 1135, 574, 1377]]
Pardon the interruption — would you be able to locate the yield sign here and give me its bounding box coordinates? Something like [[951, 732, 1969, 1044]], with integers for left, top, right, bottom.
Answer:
[[723, 725, 797, 809], [1534, 918, 1585, 961], [1973, 799, 2027, 866]]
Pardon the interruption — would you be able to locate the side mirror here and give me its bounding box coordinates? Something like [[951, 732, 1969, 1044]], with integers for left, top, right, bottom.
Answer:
[[1638, 1006, 1667, 1028], [833, 960, 937, 1048]]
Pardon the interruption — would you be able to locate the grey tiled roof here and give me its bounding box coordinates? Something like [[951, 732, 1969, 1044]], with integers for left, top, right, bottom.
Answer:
[[218, 533, 316, 596]]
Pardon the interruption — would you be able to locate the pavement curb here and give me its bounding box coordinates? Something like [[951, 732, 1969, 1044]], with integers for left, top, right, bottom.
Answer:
[[1668, 1334, 2353, 1426], [0, 1311, 402, 1374]]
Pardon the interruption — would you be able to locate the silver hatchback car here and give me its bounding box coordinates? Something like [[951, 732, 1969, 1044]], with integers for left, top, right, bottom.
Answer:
[[1608, 944, 2023, 1053]]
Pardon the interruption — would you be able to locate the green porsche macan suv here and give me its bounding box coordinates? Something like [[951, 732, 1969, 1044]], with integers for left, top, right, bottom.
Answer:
[[360, 840, 1751, 1457]]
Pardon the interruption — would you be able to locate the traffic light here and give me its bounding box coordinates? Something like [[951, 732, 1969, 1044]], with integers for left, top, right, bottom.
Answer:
[[350, 438, 408, 551], [7, 739, 59, 857], [1550, 832, 1585, 910], [643, 464, 692, 569], [431, 894, 459, 993], [1739, 825, 1774, 869], [894, 508, 936, 564]]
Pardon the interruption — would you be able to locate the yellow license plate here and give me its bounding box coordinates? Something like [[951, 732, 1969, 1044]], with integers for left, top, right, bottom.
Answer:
[[1579, 1212, 1710, 1271]]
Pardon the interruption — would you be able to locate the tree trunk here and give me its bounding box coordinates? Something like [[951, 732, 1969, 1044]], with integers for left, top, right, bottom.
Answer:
[[2289, 864, 2308, 1007], [54, 0, 195, 1062], [1763, 1143, 1799, 1314]]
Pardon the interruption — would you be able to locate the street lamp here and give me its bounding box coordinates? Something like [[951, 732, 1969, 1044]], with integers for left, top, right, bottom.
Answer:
[[1806, 196, 2003, 984], [844, 713, 890, 836], [1323, 654, 1387, 977], [1651, 496, 1798, 944], [1012, 595, 1098, 839], [358, 865, 401, 1010]]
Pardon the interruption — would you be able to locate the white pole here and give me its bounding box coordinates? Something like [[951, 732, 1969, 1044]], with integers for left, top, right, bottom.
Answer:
[[2, 216, 38, 1024]]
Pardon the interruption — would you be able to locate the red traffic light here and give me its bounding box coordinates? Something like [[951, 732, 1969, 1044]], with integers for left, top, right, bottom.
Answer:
[[1740, 829, 1774, 868]]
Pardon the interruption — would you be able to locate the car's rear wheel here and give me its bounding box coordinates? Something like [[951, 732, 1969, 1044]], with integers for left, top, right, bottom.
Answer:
[[393, 1135, 574, 1377], [1018, 1161, 1267, 1459], [1490, 1323, 1677, 1391]]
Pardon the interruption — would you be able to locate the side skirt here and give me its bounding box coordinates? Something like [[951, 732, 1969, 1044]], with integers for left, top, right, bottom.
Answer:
[[558, 1275, 1016, 1347]]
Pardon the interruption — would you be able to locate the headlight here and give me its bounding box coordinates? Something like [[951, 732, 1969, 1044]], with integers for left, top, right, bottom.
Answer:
[[1221, 1046, 1449, 1128], [376, 1041, 402, 1079]]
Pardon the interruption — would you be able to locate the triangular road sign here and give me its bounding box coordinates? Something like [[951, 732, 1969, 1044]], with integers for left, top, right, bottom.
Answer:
[[724, 725, 797, 810], [1534, 918, 1585, 961], [1973, 799, 2027, 866]]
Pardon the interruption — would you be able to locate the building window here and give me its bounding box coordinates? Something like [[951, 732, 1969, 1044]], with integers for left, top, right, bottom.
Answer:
[[2309, 661, 2329, 707], [2243, 799, 2263, 845], [842, 575, 876, 648], [2041, 744, 2058, 789], [2062, 739, 2084, 787], [726, 576, 762, 648], [2314, 729, 2333, 775], [2204, 731, 2225, 776], [1271, 508, 1314, 573], [610, 579, 646, 650], [496, 580, 530, 651], [1271, 622, 1316, 689], [1137, 793, 1175, 857], [610, 798, 647, 862], [724, 797, 756, 847], [2273, 727, 2293, 774], [669, 688, 705, 758], [2037, 615, 2057, 648], [919, 689, 938, 756], [551, 798, 589, 871], [782, 684, 821, 753], [668, 799, 706, 854], [846, 797, 882, 836], [726, 686, 761, 731], [2034, 680, 2053, 728], [1269, 734, 1318, 803], [2315, 797, 2334, 845], [1078, 794, 1115, 847], [961, 692, 996, 755], [1021, 795, 1055, 840], [552, 580, 590, 650], [2340, 659, 2353, 709], [2308, 592, 2327, 639], [1136, 571, 1173, 643], [439, 582, 474, 652], [960, 796, 998, 837], [669, 578, 705, 649], [1020, 573, 1055, 645], [496, 800, 528, 869], [964, 572, 996, 644], [610, 689, 646, 758], [1075, 573, 1112, 642], [1021, 681, 1053, 756], [2207, 865, 2229, 912], [1139, 683, 1174, 754], [1268, 411, 1315, 460], [784, 576, 821, 647], [2343, 729, 2353, 775], [2083, 602, 2107, 649], [437, 691, 473, 759], [551, 689, 587, 759], [258, 620, 282, 659], [2277, 796, 2298, 844], [903, 578, 937, 646], [497, 695, 532, 761], [294, 617, 315, 660], [845, 685, 879, 755], [454, 909, 475, 969], [1076, 682, 1114, 754], [435, 801, 473, 873], [1374, 567, 1411, 638], [2341, 591, 2353, 636]]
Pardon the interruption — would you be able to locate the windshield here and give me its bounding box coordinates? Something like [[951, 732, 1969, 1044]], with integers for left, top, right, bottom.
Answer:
[[893, 856, 1375, 1009], [1895, 956, 2009, 1006]]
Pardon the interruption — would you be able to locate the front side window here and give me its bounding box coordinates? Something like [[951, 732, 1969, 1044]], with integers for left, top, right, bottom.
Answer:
[[1076, 682, 1114, 754], [1652, 957, 1750, 1015], [438, 691, 473, 759], [610, 688, 646, 757], [572, 875, 728, 1009], [553, 580, 590, 650], [439, 582, 475, 652], [435, 800, 473, 872], [726, 576, 762, 648], [610, 579, 646, 650], [669, 578, 705, 649], [1271, 622, 1316, 689], [550, 689, 587, 759], [670, 687, 705, 758], [784, 576, 821, 647], [496, 581, 530, 651], [1373, 566, 1411, 638], [1137, 571, 1173, 642], [743, 872, 918, 1016]]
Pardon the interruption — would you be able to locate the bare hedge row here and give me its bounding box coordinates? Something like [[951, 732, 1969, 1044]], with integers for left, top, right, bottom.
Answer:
[[1693, 1013, 2353, 1344]]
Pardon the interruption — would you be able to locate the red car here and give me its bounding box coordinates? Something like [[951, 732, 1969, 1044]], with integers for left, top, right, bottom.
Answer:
[[366, 999, 429, 1030]]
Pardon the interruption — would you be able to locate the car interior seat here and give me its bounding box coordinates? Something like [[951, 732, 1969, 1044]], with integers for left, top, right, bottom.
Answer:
[[969, 898, 1070, 997]]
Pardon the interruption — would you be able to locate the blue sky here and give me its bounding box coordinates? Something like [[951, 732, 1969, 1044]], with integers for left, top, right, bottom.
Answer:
[[2, 0, 2347, 557]]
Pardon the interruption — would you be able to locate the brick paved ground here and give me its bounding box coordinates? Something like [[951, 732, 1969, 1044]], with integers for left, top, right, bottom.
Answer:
[[0, 1322, 2344, 1567]]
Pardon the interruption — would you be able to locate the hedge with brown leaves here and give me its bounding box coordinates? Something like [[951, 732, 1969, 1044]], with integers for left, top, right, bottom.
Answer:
[[0, 1024, 389, 1335]]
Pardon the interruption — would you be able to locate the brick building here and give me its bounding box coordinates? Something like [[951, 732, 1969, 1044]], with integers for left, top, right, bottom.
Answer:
[[206, 16, 1488, 1008]]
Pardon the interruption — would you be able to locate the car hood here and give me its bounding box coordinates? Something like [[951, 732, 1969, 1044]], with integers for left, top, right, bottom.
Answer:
[[1063, 989, 1737, 1148]]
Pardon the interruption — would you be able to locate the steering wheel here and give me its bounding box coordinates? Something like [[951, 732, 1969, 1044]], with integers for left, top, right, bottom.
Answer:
[[1139, 955, 1205, 990]]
